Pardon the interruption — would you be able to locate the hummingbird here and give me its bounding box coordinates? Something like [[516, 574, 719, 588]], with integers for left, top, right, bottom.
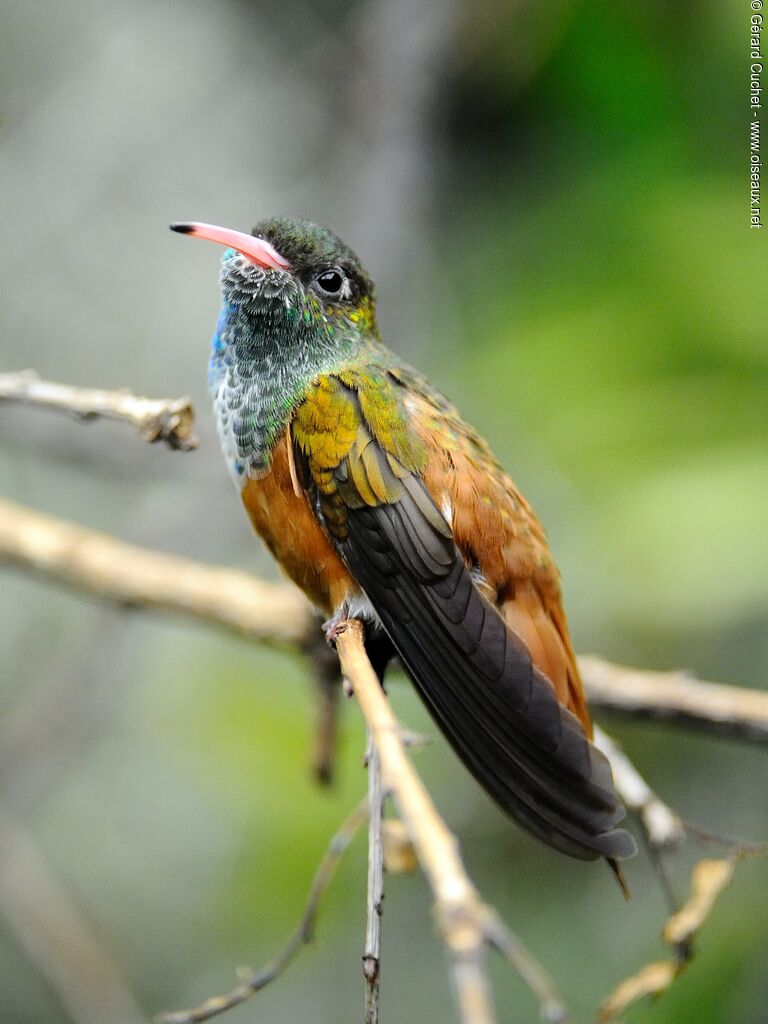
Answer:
[[171, 216, 637, 882]]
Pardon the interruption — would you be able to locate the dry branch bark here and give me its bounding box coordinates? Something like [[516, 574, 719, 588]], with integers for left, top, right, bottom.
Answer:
[[0, 370, 198, 450], [581, 655, 768, 743], [335, 620, 570, 1024], [0, 497, 312, 647], [335, 621, 498, 1024]]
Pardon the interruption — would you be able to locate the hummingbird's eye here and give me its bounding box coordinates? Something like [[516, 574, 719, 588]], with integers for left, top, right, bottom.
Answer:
[[314, 268, 346, 298]]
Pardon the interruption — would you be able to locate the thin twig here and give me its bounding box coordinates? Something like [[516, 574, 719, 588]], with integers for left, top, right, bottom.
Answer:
[[597, 856, 742, 1022], [594, 727, 763, 902], [0, 803, 146, 1024], [2, 496, 767, 746], [306, 636, 342, 785], [363, 734, 384, 1024], [593, 728, 766, 1021], [481, 911, 570, 1024], [0, 370, 198, 450], [161, 799, 369, 1024], [594, 725, 689, 920]]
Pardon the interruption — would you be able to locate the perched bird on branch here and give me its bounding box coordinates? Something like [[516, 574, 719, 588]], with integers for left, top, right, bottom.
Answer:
[[171, 217, 637, 885]]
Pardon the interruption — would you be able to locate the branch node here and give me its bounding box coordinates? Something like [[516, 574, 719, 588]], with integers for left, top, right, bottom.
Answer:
[[362, 955, 380, 983]]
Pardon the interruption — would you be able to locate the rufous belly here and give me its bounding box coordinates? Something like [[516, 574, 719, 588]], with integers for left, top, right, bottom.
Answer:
[[239, 429, 356, 615]]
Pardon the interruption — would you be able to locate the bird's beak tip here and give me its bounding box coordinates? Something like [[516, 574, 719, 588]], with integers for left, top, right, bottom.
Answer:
[[167, 220, 290, 271]]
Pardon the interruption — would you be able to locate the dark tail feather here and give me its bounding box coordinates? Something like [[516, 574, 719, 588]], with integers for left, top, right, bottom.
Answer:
[[341, 481, 637, 865]]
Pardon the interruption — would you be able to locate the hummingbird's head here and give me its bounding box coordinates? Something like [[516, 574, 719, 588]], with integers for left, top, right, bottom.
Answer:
[[171, 216, 381, 473], [170, 216, 378, 343]]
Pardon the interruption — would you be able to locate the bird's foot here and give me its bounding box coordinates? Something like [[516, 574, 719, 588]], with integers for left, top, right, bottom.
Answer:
[[322, 612, 347, 646]]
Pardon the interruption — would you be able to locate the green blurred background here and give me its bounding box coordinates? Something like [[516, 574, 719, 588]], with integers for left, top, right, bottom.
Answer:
[[1, 1, 766, 1021]]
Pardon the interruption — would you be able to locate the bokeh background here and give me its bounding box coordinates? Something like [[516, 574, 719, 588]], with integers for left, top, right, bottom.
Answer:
[[1, 1, 766, 1022]]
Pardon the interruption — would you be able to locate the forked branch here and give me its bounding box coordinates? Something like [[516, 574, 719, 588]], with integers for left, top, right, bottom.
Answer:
[[335, 620, 569, 1024]]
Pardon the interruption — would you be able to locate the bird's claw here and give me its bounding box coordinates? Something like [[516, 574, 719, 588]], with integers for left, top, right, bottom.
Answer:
[[322, 614, 346, 646]]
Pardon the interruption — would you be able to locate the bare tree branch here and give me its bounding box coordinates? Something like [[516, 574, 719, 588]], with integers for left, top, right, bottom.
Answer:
[[0, 803, 146, 1024], [0, 497, 312, 648], [162, 799, 369, 1024], [336, 621, 495, 1024], [0, 370, 198, 450], [581, 655, 768, 743], [597, 856, 742, 1022], [308, 638, 343, 785], [594, 723, 686, 917], [481, 912, 569, 1024], [335, 620, 570, 1024]]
